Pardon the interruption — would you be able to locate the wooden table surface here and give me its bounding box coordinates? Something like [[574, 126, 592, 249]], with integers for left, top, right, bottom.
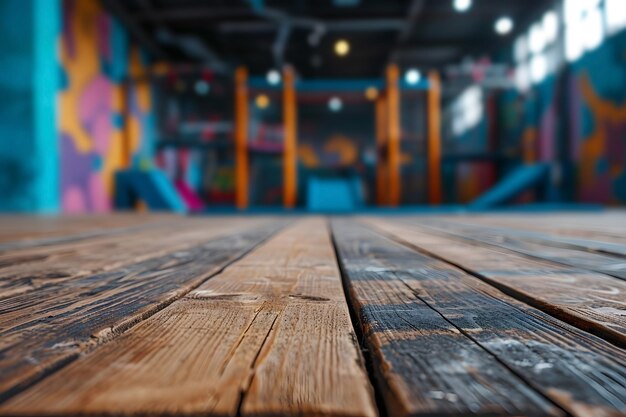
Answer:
[[0, 213, 624, 417]]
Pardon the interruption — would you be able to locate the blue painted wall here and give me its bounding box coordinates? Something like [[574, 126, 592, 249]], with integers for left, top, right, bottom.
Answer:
[[0, 0, 60, 213]]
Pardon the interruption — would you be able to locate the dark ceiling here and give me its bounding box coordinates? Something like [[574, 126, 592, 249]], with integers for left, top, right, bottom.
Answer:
[[104, 0, 555, 79]]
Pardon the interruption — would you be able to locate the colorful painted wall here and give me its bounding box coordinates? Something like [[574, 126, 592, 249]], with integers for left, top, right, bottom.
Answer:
[[497, 30, 626, 205], [442, 23, 626, 206], [60, 0, 155, 213]]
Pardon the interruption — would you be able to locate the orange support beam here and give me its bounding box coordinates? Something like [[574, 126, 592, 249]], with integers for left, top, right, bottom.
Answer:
[[283, 65, 297, 208], [427, 70, 442, 205], [234, 66, 249, 209], [375, 94, 388, 205], [386, 64, 401, 206], [120, 80, 132, 169]]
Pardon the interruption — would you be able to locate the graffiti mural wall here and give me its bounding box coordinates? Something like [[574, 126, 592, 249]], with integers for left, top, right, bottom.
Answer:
[[60, 0, 154, 213], [573, 35, 626, 204], [497, 29, 626, 205]]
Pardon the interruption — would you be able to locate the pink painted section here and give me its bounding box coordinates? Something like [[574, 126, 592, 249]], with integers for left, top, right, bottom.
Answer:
[[62, 186, 86, 214], [79, 76, 114, 154], [539, 106, 555, 161], [175, 180, 204, 211]]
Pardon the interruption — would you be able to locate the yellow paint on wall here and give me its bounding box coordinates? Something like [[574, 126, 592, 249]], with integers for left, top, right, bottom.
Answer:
[[130, 48, 151, 113], [579, 73, 626, 188], [60, 0, 154, 203], [59, 0, 103, 153]]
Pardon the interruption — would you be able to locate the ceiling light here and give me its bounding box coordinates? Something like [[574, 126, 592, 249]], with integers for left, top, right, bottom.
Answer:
[[334, 39, 350, 56], [256, 94, 270, 109], [328, 97, 343, 112], [266, 69, 281, 85], [365, 87, 378, 100], [404, 68, 421, 85], [495, 16, 514, 35], [606, 0, 626, 35], [453, 0, 472, 13], [194, 80, 210, 95]]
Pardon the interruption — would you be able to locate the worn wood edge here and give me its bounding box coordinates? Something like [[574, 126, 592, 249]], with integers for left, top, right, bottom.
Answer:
[[364, 218, 626, 349], [360, 219, 626, 417], [328, 225, 411, 417], [390, 221, 626, 349]]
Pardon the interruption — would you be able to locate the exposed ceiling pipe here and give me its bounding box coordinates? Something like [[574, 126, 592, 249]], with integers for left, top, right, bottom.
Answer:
[[389, 0, 425, 64], [218, 19, 405, 33], [138, 0, 229, 72], [397, 0, 425, 42], [102, 0, 167, 60], [273, 24, 292, 68], [245, 0, 314, 68], [156, 30, 229, 73]]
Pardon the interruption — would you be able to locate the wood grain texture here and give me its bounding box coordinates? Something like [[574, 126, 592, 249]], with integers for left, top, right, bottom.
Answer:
[[370, 218, 626, 348], [363, 218, 626, 417], [0, 217, 268, 299], [332, 220, 561, 417], [442, 213, 626, 256], [1, 219, 378, 417], [419, 219, 626, 280], [0, 214, 173, 250], [0, 221, 281, 402]]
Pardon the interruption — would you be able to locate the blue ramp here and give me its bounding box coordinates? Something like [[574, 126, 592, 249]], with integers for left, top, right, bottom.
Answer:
[[469, 163, 550, 210], [307, 176, 364, 212], [115, 169, 187, 213]]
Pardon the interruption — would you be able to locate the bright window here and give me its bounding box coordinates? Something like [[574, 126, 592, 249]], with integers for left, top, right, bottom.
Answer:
[[564, 0, 604, 62], [605, 0, 626, 35], [452, 86, 483, 136]]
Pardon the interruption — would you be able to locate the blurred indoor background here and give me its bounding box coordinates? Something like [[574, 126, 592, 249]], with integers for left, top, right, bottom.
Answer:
[[1, 0, 625, 214]]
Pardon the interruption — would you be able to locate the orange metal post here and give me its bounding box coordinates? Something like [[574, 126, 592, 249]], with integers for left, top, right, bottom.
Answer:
[[123, 83, 131, 169], [427, 70, 442, 205], [283, 65, 297, 208], [234, 66, 249, 209], [386, 64, 401, 207], [375, 94, 388, 205]]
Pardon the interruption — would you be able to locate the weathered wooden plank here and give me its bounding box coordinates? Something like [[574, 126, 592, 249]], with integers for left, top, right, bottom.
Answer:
[[358, 221, 626, 416], [346, 219, 626, 417], [0, 214, 166, 243], [418, 219, 626, 281], [0, 214, 177, 252], [371, 218, 626, 348], [0, 217, 269, 299], [447, 214, 626, 255], [332, 220, 561, 417], [0, 221, 281, 402], [0, 219, 378, 417]]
